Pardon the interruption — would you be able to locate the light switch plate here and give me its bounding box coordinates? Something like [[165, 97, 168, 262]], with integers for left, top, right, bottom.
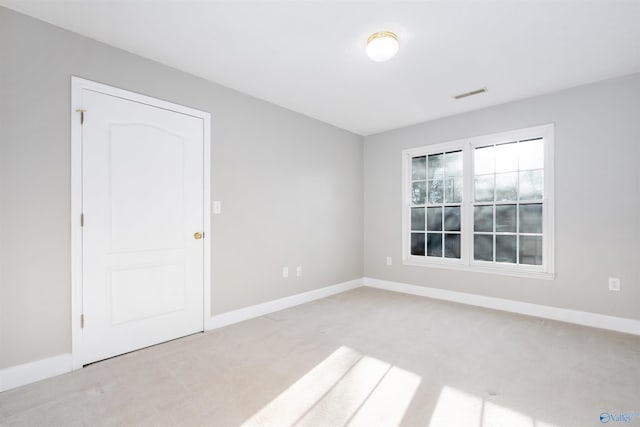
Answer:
[[212, 201, 222, 214]]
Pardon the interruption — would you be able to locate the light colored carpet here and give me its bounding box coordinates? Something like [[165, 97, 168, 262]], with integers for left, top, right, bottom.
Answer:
[[1, 287, 639, 426]]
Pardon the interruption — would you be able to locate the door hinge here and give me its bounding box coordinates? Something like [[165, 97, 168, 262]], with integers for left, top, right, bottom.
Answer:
[[80, 314, 85, 329], [76, 109, 86, 125], [80, 213, 84, 227]]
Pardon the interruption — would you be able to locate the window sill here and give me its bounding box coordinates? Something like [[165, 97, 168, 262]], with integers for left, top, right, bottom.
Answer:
[[403, 258, 555, 280]]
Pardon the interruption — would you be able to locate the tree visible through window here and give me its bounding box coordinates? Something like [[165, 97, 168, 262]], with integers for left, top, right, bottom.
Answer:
[[472, 138, 544, 266], [410, 151, 462, 258], [403, 125, 554, 278]]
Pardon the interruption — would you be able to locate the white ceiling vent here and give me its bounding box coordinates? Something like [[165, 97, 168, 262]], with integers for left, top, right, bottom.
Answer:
[[453, 87, 488, 100]]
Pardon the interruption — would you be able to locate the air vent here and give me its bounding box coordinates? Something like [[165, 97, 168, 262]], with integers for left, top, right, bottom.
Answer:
[[453, 87, 487, 100]]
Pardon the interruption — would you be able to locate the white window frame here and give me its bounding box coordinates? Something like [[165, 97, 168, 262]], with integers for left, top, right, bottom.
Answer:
[[402, 124, 555, 280]]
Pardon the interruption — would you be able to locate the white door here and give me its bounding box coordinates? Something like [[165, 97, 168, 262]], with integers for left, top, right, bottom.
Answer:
[[81, 89, 204, 365]]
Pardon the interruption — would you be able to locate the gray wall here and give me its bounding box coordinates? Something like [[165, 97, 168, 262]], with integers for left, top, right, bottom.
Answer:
[[364, 73, 640, 320], [0, 7, 364, 369], [2, 5, 638, 373]]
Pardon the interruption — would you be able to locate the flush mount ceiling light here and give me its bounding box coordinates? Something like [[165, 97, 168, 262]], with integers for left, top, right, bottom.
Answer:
[[366, 31, 399, 62]]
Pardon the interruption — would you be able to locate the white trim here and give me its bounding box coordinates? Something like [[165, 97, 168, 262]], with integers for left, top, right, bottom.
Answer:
[[70, 78, 83, 370], [0, 354, 72, 393], [543, 125, 556, 274], [202, 99, 212, 325], [72, 77, 210, 119], [206, 278, 363, 330], [403, 259, 555, 280], [401, 124, 555, 279], [70, 76, 212, 370], [0, 279, 361, 392], [4, 276, 640, 393], [364, 277, 640, 336]]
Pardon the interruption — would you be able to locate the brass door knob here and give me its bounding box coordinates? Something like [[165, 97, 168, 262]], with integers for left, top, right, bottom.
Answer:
[[193, 232, 203, 240]]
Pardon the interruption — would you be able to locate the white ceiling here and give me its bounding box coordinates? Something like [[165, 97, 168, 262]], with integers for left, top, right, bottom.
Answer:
[[2, 0, 639, 135]]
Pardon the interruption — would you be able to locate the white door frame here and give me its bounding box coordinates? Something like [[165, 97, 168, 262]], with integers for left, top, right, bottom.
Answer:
[[70, 76, 212, 370]]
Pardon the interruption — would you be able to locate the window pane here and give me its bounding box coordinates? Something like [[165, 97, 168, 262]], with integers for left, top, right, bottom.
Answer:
[[411, 233, 425, 256], [411, 207, 425, 231], [445, 176, 462, 203], [411, 156, 426, 180], [444, 206, 461, 231], [519, 169, 543, 201], [445, 151, 462, 176], [427, 179, 444, 204], [474, 234, 493, 261], [407, 133, 548, 271], [474, 205, 493, 232], [520, 235, 542, 265], [495, 204, 516, 233], [474, 175, 494, 202], [519, 204, 543, 233], [412, 181, 426, 204], [495, 142, 518, 173], [519, 138, 544, 171], [495, 172, 517, 202], [427, 233, 443, 257], [427, 207, 443, 231], [445, 234, 461, 258], [428, 154, 444, 179], [474, 146, 494, 175], [496, 235, 517, 263]]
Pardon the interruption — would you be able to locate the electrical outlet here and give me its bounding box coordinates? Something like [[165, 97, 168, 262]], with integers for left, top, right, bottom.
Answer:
[[386, 256, 392, 266], [282, 266, 289, 278], [296, 266, 302, 277], [608, 277, 620, 291]]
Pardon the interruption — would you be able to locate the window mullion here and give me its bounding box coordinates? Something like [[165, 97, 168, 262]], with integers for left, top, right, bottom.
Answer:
[[462, 142, 474, 266]]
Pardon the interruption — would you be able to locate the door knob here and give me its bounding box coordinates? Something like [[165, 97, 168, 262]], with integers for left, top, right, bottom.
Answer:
[[193, 232, 203, 240]]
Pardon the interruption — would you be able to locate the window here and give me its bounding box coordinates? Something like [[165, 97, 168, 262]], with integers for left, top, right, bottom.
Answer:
[[410, 151, 462, 258], [403, 125, 554, 279]]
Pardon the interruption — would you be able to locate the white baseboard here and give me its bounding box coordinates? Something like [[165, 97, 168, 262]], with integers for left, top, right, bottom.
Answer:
[[0, 353, 72, 393], [0, 279, 362, 393], [206, 278, 363, 330], [364, 277, 640, 336], [4, 276, 637, 394]]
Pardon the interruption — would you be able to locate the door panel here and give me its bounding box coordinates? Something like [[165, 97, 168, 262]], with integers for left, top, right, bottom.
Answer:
[[109, 124, 186, 252], [109, 263, 186, 325], [82, 89, 204, 365]]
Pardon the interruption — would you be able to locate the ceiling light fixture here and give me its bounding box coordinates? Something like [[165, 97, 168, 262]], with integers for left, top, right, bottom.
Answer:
[[366, 31, 399, 62]]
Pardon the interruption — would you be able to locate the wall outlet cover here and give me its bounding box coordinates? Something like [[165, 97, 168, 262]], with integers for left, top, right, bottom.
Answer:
[[608, 277, 621, 291]]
